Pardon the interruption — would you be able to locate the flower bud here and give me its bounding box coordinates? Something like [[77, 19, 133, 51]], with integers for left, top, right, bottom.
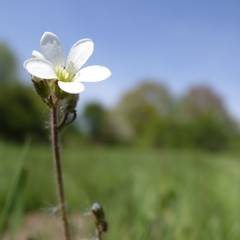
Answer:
[[66, 94, 79, 113], [92, 202, 108, 232], [32, 78, 50, 98]]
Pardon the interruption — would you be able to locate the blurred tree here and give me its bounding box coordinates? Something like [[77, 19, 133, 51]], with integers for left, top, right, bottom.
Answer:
[[82, 102, 107, 143], [0, 43, 18, 84], [0, 43, 49, 141], [179, 86, 231, 122], [176, 86, 237, 150], [102, 110, 134, 144], [0, 85, 48, 141], [117, 81, 174, 142], [114, 82, 239, 150], [82, 102, 134, 145], [190, 114, 232, 150]]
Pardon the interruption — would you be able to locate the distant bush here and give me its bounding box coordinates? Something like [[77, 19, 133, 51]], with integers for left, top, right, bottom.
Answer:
[[0, 85, 48, 141], [0, 43, 18, 84], [0, 43, 49, 142]]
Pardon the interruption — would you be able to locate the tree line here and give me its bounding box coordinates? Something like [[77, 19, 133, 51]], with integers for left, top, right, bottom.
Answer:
[[82, 82, 239, 150]]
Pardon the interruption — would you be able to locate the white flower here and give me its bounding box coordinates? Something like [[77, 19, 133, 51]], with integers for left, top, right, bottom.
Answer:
[[24, 32, 111, 94]]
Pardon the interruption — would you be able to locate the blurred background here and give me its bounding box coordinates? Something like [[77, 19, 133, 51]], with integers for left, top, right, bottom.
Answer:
[[0, 0, 240, 239]]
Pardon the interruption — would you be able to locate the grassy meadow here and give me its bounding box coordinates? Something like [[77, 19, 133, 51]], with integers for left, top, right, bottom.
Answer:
[[1, 141, 240, 239]]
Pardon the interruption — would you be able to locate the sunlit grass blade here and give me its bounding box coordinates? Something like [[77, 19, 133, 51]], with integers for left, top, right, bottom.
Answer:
[[9, 168, 28, 240], [0, 140, 30, 237]]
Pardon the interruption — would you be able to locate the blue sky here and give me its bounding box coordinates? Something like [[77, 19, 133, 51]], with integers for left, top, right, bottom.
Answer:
[[1, 0, 240, 119]]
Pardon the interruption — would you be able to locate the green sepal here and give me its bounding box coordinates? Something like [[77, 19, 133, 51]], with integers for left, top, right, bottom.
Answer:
[[52, 80, 68, 100], [32, 79, 50, 98]]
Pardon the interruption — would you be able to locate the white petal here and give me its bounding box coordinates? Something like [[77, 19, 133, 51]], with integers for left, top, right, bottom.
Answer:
[[66, 39, 94, 73], [73, 65, 111, 82], [58, 81, 85, 94], [24, 58, 57, 79], [40, 32, 64, 67], [32, 50, 45, 59]]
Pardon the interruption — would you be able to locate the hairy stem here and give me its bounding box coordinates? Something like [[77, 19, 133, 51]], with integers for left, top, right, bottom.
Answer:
[[51, 107, 71, 240], [97, 228, 103, 240]]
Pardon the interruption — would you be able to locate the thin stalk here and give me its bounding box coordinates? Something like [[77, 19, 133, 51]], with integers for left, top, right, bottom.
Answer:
[[96, 228, 103, 240], [51, 107, 71, 240]]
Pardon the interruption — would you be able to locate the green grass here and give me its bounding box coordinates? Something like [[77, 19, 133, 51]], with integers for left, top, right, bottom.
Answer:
[[1, 141, 240, 240]]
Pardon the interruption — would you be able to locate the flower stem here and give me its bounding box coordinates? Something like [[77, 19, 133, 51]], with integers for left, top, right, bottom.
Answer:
[[96, 228, 103, 240], [51, 106, 71, 240]]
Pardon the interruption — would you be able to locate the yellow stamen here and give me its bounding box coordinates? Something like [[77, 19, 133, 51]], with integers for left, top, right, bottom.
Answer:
[[55, 66, 73, 82]]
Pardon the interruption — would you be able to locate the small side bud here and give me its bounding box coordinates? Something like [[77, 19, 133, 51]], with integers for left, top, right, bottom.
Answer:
[[92, 202, 108, 232], [66, 94, 79, 113]]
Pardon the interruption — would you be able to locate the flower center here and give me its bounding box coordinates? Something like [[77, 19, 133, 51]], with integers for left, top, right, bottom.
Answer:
[[55, 66, 74, 82]]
